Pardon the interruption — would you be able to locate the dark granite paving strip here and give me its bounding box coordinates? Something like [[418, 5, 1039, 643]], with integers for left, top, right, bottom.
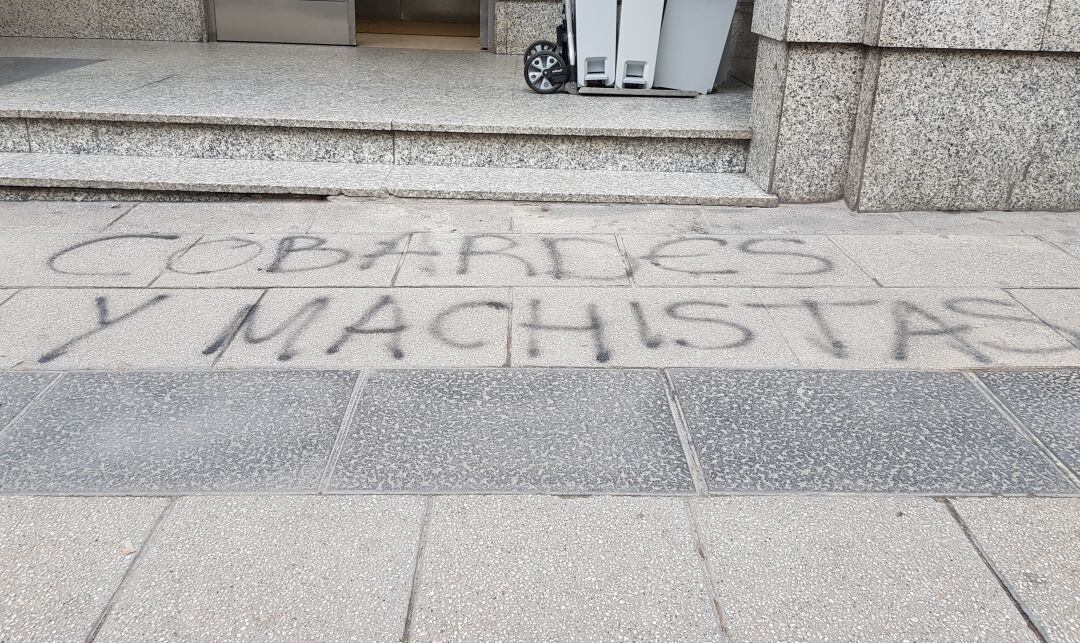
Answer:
[[0, 370, 358, 493], [329, 369, 694, 493], [670, 369, 1073, 494], [0, 58, 104, 87], [977, 371, 1080, 481], [0, 372, 56, 429]]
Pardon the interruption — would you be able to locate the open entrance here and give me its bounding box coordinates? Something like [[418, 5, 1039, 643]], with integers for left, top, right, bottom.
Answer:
[[356, 0, 481, 50]]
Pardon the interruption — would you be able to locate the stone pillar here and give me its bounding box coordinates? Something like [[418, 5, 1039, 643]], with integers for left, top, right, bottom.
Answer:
[[749, 0, 1080, 212]]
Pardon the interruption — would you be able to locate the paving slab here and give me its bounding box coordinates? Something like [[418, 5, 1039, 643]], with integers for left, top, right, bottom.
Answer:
[[510, 287, 797, 368], [111, 201, 316, 234], [698, 202, 919, 235], [95, 496, 422, 642], [0, 231, 197, 287], [151, 234, 403, 288], [1008, 288, 1080, 349], [0, 370, 356, 493], [953, 498, 1080, 642], [312, 198, 513, 234], [0, 288, 262, 369], [509, 202, 710, 235], [0, 199, 128, 232], [396, 233, 629, 287], [0, 496, 166, 642], [0, 56, 104, 87], [330, 369, 693, 493], [0, 289, 13, 307], [978, 371, 1080, 477], [412, 496, 722, 641], [756, 287, 1080, 369], [898, 210, 1080, 238], [831, 234, 1080, 287], [694, 497, 1038, 641], [214, 288, 509, 368], [670, 369, 1072, 493], [0, 372, 54, 428], [621, 235, 875, 287]]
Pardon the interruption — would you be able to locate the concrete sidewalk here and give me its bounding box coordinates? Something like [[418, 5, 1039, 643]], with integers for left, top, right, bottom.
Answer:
[[2, 197, 1080, 641]]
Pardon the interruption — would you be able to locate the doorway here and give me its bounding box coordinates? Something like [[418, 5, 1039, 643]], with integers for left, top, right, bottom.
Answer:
[[356, 0, 481, 50]]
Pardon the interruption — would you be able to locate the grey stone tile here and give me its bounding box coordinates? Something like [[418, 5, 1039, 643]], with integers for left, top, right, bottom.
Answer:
[[622, 234, 875, 286], [978, 371, 1080, 477], [953, 498, 1080, 641], [1007, 288, 1080, 349], [98, 0, 206, 41], [495, 0, 564, 54], [0, 370, 356, 493], [1045, 0, 1080, 52], [96, 496, 422, 641], [0, 289, 13, 306], [0, 152, 392, 197], [311, 198, 513, 234], [0, 1, 101, 38], [694, 497, 1038, 641], [510, 287, 798, 368], [330, 369, 693, 493], [395, 130, 748, 173], [386, 164, 778, 207], [758, 287, 1080, 369], [0, 497, 167, 642], [0, 231, 197, 287], [752, 0, 868, 43], [0, 118, 28, 152], [847, 49, 1080, 212], [27, 119, 394, 165], [412, 496, 721, 640], [151, 234, 402, 287], [0, 200, 129, 232], [898, 210, 1080, 238], [214, 288, 509, 368], [875, 0, 1050, 50], [0, 56, 103, 86], [832, 234, 1080, 287], [671, 369, 1072, 493], [510, 202, 710, 235], [396, 233, 629, 287], [746, 36, 785, 192], [0, 288, 262, 369], [700, 202, 918, 234], [111, 200, 315, 234], [0, 372, 54, 428]]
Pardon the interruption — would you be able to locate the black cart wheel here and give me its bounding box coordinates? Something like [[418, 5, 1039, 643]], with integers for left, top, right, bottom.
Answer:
[[524, 51, 568, 94], [523, 40, 557, 64]]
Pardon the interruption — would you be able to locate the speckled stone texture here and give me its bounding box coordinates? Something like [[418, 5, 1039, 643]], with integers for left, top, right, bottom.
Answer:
[[846, 49, 1080, 212], [96, 496, 423, 641], [1045, 0, 1080, 52], [26, 120, 394, 165], [330, 369, 694, 493], [0, 497, 167, 642], [0, 372, 53, 428], [0, 118, 28, 153], [0, 57, 103, 87], [748, 39, 864, 201], [953, 498, 1080, 641], [0, 0, 205, 41], [0, 370, 358, 492], [695, 497, 1039, 641], [979, 371, 1080, 477], [412, 496, 723, 640], [394, 131, 748, 173], [871, 0, 1050, 51], [752, 0, 868, 43], [671, 369, 1073, 493], [725, 1, 759, 85], [495, 0, 563, 54]]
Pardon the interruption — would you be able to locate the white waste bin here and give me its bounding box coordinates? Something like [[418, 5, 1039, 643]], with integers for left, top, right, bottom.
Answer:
[[615, 0, 665, 89], [572, 0, 617, 87], [653, 0, 738, 94]]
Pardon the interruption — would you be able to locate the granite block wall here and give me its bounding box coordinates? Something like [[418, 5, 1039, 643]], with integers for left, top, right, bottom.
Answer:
[[0, 0, 207, 41], [749, 0, 1080, 211]]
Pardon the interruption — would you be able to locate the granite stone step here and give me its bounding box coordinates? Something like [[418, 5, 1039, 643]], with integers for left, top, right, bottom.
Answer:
[[0, 153, 778, 206]]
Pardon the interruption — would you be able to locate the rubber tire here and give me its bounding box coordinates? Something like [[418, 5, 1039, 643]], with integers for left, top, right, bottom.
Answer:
[[523, 51, 568, 95], [523, 40, 557, 64]]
